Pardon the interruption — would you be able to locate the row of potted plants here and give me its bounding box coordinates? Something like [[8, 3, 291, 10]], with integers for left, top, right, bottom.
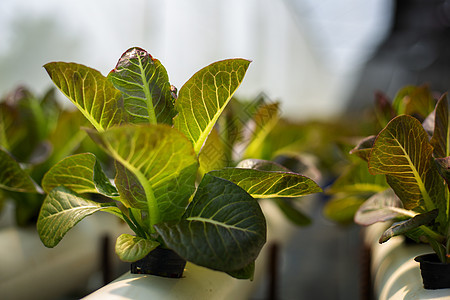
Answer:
[[1, 47, 449, 297]]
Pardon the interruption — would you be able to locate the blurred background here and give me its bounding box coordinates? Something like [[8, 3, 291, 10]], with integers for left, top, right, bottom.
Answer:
[[2, 0, 450, 299], [0, 0, 393, 120]]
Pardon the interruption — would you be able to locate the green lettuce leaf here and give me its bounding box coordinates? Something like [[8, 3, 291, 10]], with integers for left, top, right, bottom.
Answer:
[[42, 152, 118, 197], [44, 62, 124, 131], [108, 47, 176, 125], [155, 174, 266, 273], [369, 115, 442, 211], [88, 124, 198, 225], [37, 186, 122, 247], [174, 59, 251, 154], [115, 233, 159, 262], [209, 167, 321, 198]]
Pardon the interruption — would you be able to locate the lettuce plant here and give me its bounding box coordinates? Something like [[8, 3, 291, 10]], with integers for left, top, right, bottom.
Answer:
[[36, 47, 322, 278], [324, 86, 438, 224], [347, 86, 450, 263]]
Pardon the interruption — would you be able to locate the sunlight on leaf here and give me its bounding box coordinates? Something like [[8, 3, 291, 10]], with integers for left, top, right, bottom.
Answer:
[[37, 186, 122, 247], [115, 233, 159, 262], [369, 115, 441, 211], [42, 153, 118, 197], [44, 62, 124, 131], [209, 167, 322, 198], [174, 59, 251, 154], [89, 124, 198, 224]]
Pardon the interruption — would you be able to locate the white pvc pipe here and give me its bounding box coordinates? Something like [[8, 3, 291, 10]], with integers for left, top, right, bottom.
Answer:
[[0, 213, 129, 300], [84, 262, 265, 300], [83, 198, 303, 300], [364, 223, 450, 299]]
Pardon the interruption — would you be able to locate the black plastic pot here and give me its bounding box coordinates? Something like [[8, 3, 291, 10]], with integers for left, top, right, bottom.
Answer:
[[414, 253, 450, 289], [131, 247, 186, 278]]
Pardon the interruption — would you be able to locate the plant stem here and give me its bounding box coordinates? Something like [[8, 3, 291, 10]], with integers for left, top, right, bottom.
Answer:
[[121, 212, 141, 237], [128, 208, 150, 239], [420, 225, 446, 243]]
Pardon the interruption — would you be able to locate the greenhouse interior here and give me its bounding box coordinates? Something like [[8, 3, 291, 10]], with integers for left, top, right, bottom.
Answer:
[[1, 0, 450, 299]]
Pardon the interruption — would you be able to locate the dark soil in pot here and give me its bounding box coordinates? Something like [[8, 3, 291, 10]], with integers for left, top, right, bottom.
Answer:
[[131, 246, 186, 278], [415, 253, 450, 290]]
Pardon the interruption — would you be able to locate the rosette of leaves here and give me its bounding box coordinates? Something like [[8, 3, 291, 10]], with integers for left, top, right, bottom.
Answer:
[[37, 47, 322, 278], [0, 87, 92, 226], [352, 91, 450, 263], [324, 85, 438, 225]]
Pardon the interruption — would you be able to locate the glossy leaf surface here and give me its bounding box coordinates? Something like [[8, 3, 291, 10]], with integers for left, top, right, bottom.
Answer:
[[44, 62, 124, 131], [37, 186, 121, 247], [42, 153, 118, 197], [115, 233, 159, 262], [174, 59, 251, 154], [89, 124, 198, 223], [369, 115, 440, 211], [108, 47, 176, 125], [209, 167, 322, 198], [155, 174, 266, 273]]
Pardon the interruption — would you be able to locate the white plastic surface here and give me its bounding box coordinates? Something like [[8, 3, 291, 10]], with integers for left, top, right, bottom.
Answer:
[[0, 213, 129, 300], [365, 224, 450, 300], [83, 198, 302, 299], [84, 263, 262, 300]]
